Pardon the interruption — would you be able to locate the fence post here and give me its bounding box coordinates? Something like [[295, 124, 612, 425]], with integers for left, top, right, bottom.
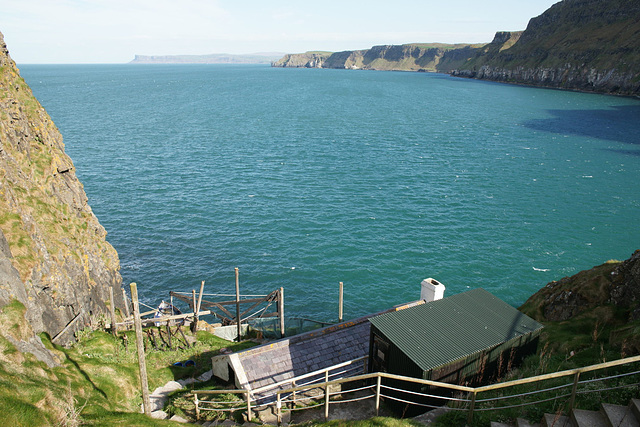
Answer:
[[235, 268, 242, 341], [276, 392, 282, 425], [467, 391, 477, 424], [292, 380, 297, 407], [130, 283, 151, 416], [109, 287, 118, 337], [194, 392, 200, 420], [324, 370, 330, 420], [246, 391, 252, 422], [195, 280, 205, 331], [279, 287, 285, 338], [122, 288, 130, 318], [568, 372, 581, 412], [375, 375, 382, 416], [339, 282, 343, 322]]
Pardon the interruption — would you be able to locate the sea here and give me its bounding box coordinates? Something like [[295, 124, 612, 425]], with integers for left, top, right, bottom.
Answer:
[[19, 64, 640, 323]]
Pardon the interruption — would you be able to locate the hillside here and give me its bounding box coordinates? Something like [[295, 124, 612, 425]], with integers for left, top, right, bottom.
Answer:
[[452, 0, 640, 95], [0, 30, 124, 350], [520, 250, 640, 355]]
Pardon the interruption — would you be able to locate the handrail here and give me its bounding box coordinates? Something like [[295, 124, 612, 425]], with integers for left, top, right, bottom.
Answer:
[[473, 353, 640, 393], [252, 356, 368, 395], [191, 354, 640, 425]]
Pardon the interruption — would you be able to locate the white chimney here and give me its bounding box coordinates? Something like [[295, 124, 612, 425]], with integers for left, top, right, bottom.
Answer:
[[421, 278, 445, 302]]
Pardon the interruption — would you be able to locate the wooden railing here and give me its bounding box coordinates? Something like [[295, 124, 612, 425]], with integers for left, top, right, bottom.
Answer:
[[192, 354, 640, 424]]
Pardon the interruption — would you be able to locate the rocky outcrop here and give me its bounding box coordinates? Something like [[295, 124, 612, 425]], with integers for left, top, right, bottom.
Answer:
[[452, 0, 640, 95], [520, 250, 640, 323], [271, 52, 332, 68], [0, 31, 124, 346]]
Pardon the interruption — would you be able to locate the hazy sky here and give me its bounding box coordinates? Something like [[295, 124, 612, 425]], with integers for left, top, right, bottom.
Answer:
[[1, 0, 561, 64]]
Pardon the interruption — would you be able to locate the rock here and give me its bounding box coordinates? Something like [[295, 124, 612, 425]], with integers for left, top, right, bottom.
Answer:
[[0, 30, 125, 346], [150, 410, 169, 419], [169, 414, 189, 423]]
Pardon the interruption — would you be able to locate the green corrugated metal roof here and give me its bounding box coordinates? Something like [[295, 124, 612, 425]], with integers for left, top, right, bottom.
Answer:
[[369, 288, 543, 371]]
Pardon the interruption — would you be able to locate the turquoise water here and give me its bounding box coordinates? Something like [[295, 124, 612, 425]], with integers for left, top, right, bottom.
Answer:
[[20, 64, 640, 321]]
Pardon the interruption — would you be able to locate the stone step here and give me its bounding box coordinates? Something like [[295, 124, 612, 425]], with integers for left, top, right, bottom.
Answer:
[[491, 421, 513, 427], [516, 417, 540, 427], [631, 399, 640, 422], [572, 409, 607, 427], [601, 403, 639, 427], [542, 413, 574, 427]]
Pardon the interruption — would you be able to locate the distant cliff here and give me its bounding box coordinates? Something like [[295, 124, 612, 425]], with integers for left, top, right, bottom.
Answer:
[[131, 53, 284, 64], [0, 31, 124, 348], [452, 0, 640, 95], [272, 43, 487, 73]]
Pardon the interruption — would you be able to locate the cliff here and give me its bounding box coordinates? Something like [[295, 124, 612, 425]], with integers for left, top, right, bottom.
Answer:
[[520, 250, 640, 354], [0, 31, 124, 349], [452, 0, 640, 95], [272, 43, 487, 73], [272, 51, 333, 68]]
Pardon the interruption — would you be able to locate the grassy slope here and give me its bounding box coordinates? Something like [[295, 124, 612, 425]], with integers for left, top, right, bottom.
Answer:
[[0, 300, 253, 426]]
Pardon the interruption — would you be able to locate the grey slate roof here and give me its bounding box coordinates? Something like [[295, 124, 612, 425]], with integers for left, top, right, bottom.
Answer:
[[229, 300, 423, 395], [368, 288, 543, 371]]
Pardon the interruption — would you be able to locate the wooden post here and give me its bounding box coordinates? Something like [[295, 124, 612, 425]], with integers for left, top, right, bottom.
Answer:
[[194, 392, 200, 420], [190, 289, 197, 333], [568, 372, 581, 412], [467, 391, 477, 424], [338, 282, 343, 322], [122, 288, 130, 318], [246, 391, 252, 422], [109, 287, 118, 337], [324, 370, 330, 420], [130, 283, 151, 416], [292, 380, 297, 407], [235, 268, 242, 342], [276, 393, 282, 426], [375, 376, 381, 416], [195, 280, 205, 330], [279, 287, 285, 338]]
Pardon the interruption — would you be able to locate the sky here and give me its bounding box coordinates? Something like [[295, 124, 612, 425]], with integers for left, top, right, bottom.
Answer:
[[0, 0, 561, 64]]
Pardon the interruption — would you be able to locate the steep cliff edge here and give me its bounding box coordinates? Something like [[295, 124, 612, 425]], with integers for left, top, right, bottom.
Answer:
[[452, 0, 640, 95], [0, 31, 124, 347]]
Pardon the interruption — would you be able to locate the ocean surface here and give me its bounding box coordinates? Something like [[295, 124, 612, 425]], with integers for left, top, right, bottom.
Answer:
[[20, 64, 640, 322]]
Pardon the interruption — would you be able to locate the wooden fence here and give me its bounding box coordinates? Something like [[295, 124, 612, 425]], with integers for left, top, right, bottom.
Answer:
[[192, 354, 640, 424]]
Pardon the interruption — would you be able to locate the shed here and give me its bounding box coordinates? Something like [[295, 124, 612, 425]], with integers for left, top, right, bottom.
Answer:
[[369, 288, 543, 408]]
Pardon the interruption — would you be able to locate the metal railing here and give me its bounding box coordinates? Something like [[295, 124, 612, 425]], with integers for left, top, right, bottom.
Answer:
[[191, 354, 640, 424]]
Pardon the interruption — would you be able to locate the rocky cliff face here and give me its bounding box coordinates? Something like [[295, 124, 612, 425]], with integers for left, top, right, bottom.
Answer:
[[0, 31, 124, 347], [272, 43, 486, 73], [520, 250, 640, 323], [452, 0, 640, 95], [272, 52, 332, 68]]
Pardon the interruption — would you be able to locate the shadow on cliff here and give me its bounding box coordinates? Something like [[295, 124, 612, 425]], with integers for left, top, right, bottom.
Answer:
[[522, 104, 640, 151], [62, 349, 108, 399]]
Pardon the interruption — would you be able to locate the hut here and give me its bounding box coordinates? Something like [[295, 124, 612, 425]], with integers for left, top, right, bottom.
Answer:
[[368, 288, 543, 413]]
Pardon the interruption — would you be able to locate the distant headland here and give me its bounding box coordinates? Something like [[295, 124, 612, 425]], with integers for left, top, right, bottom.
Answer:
[[272, 0, 640, 96], [129, 53, 285, 64]]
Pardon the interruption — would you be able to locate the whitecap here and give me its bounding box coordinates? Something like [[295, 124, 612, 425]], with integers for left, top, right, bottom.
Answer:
[[533, 267, 550, 272]]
